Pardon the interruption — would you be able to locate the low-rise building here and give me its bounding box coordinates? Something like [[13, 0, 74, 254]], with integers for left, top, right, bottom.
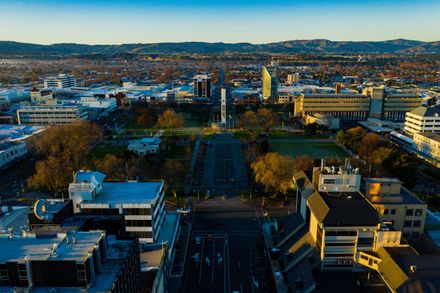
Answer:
[[0, 141, 27, 169], [413, 132, 440, 162], [0, 230, 141, 292], [404, 105, 440, 135], [68, 171, 165, 243], [16, 104, 88, 125], [44, 73, 76, 89], [128, 137, 160, 156], [30, 88, 54, 103], [305, 113, 340, 129], [364, 178, 427, 240]]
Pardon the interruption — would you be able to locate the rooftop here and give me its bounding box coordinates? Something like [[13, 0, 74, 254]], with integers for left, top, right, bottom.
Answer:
[[409, 105, 440, 117], [91, 181, 163, 205], [415, 131, 440, 142], [308, 191, 380, 227], [0, 231, 103, 263]]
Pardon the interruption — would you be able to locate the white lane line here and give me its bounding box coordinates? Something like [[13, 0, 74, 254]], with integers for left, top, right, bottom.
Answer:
[[198, 238, 205, 283], [223, 241, 226, 293], [226, 234, 231, 293], [254, 206, 262, 229], [211, 238, 215, 283]]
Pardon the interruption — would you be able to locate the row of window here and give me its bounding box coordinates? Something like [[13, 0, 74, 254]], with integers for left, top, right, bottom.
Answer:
[[404, 220, 422, 228]]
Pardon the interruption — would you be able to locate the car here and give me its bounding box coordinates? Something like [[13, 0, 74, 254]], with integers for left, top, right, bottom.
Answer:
[[206, 234, 213, 242], [192, 253, 200, 263], [194, 236, 201, 245], [177, 208, 191, 215]]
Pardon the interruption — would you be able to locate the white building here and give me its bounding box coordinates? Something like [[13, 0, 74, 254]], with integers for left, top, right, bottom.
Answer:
[[128, 137, 160, 156], [68, 171, 166, 243], [0, 141, 27, 169], [16, 104, 88, 125], [30, 88, 54, 103], [413, 132, 440, 162], [404, 106, 440, 135], [43, 74, 76, 89]]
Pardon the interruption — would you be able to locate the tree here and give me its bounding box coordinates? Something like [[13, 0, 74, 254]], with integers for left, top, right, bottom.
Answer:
[[135, 107, 156, 127], [94, 154, 126, 181], [27, 121, 102, 194], [238, 110, 259, 131], [294, 155, 314, 172], [160, 160, 186, 195], [251, 153, 295, 197], [156, 109, 185, 133], [359, 133, 384, 161], [257, 108, 279, 131]]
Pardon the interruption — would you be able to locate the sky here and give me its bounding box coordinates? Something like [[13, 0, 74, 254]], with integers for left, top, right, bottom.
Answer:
[[0, 0, 439, 44]]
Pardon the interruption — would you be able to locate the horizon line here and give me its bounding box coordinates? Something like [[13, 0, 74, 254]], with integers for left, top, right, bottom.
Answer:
[[1, 38, 439, 47]]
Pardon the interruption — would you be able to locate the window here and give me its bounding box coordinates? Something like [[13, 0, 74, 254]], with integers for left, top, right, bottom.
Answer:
[[415, 209, 423, 216], [404, 220, 412, 228], [405, 209, 414, 216], [384, 209, 389, 215], [413, 220, 421, 227], [390, 209, 396, 215]]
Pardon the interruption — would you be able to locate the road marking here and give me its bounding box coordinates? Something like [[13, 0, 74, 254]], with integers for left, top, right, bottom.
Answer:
[[254, 206, 262, 229], [198, 238, 205, 283], [225, 234, 230, 293], [211, 238, 215, 283]]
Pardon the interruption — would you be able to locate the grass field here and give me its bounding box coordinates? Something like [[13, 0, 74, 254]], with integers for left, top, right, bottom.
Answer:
[[269, 141, 347, 159]]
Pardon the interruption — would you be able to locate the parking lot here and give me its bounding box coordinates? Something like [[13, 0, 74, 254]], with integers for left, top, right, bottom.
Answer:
[[182, 198, 272, 293]]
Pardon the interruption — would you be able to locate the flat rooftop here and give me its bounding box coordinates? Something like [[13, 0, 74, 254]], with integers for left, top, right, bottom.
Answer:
[[91, 181, 163, 205], [416, 132, 440, 142], [309, 191, 380, 227], [0, 231, 103, 263]]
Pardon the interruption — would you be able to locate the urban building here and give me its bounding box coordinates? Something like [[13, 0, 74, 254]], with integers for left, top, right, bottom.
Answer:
[[30, 88, 54, 103], [0, 230, 141, 292], [0, 141, 27, 169], [364, 178, 427, 240], [404, 105, 440, 135], [261, 66, 278, 102], [294, 93, 371, 121], [193, 74, 211, 100], [304, 113, 340, 129], [68, 171, 166, 243], [358, 245, 440, 292], [127, 137, 161, 156], [287, 73, 300, 84], [16, 104, 88, 125], [413, 132, 440, 162], [294, 87, 421, 122], [43, 74, 76, 89]]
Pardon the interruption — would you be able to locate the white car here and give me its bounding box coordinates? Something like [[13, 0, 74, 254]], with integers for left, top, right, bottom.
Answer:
[[193, 236, 201, 245], [192, 253, 200, 263]]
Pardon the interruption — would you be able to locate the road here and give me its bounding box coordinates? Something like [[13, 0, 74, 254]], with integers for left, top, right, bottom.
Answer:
[[182, 198, 272, 293], [0, 159, 35, 203], [200, 134, 248, 197]]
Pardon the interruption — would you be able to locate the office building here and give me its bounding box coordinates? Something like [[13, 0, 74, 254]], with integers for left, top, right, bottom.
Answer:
[[69, 171, 166, 243], [30, 88, 53, 103], [261, 66, 278, 102], [0, 230, 140, 292], [0, 141, 27, 169], [193, 74, 211, 100], [43, 74, 76, 89], [404, 105, 440, 135], [413, 132, 440, 162], [294, 87, 421, 121], [364, 178, 427, 240], [287, 73, 300, 84], [358, 245, 440, 292], [294, 93, 371, 120], [16, 104, 88, 125]]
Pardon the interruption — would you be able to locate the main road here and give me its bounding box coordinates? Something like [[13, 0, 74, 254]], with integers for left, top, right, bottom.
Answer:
[[182, 198, 272, 293]]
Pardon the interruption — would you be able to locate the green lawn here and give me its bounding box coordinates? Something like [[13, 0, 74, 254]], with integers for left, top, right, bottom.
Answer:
[[269, 141, 348, 159], [183, 113, 206, 128]]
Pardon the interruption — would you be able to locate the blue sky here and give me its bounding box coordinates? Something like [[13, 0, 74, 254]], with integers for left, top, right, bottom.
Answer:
[[1, 0, 439, 44]]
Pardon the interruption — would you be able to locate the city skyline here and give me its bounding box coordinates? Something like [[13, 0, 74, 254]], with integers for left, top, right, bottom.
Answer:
[[1, 0, 440, 44]]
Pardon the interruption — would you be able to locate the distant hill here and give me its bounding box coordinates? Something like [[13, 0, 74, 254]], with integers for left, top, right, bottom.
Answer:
[[0, 39, 439, 55]]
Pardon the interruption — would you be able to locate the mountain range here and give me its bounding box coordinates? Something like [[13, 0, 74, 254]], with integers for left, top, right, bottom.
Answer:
[[0, 39, 439, 55]]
